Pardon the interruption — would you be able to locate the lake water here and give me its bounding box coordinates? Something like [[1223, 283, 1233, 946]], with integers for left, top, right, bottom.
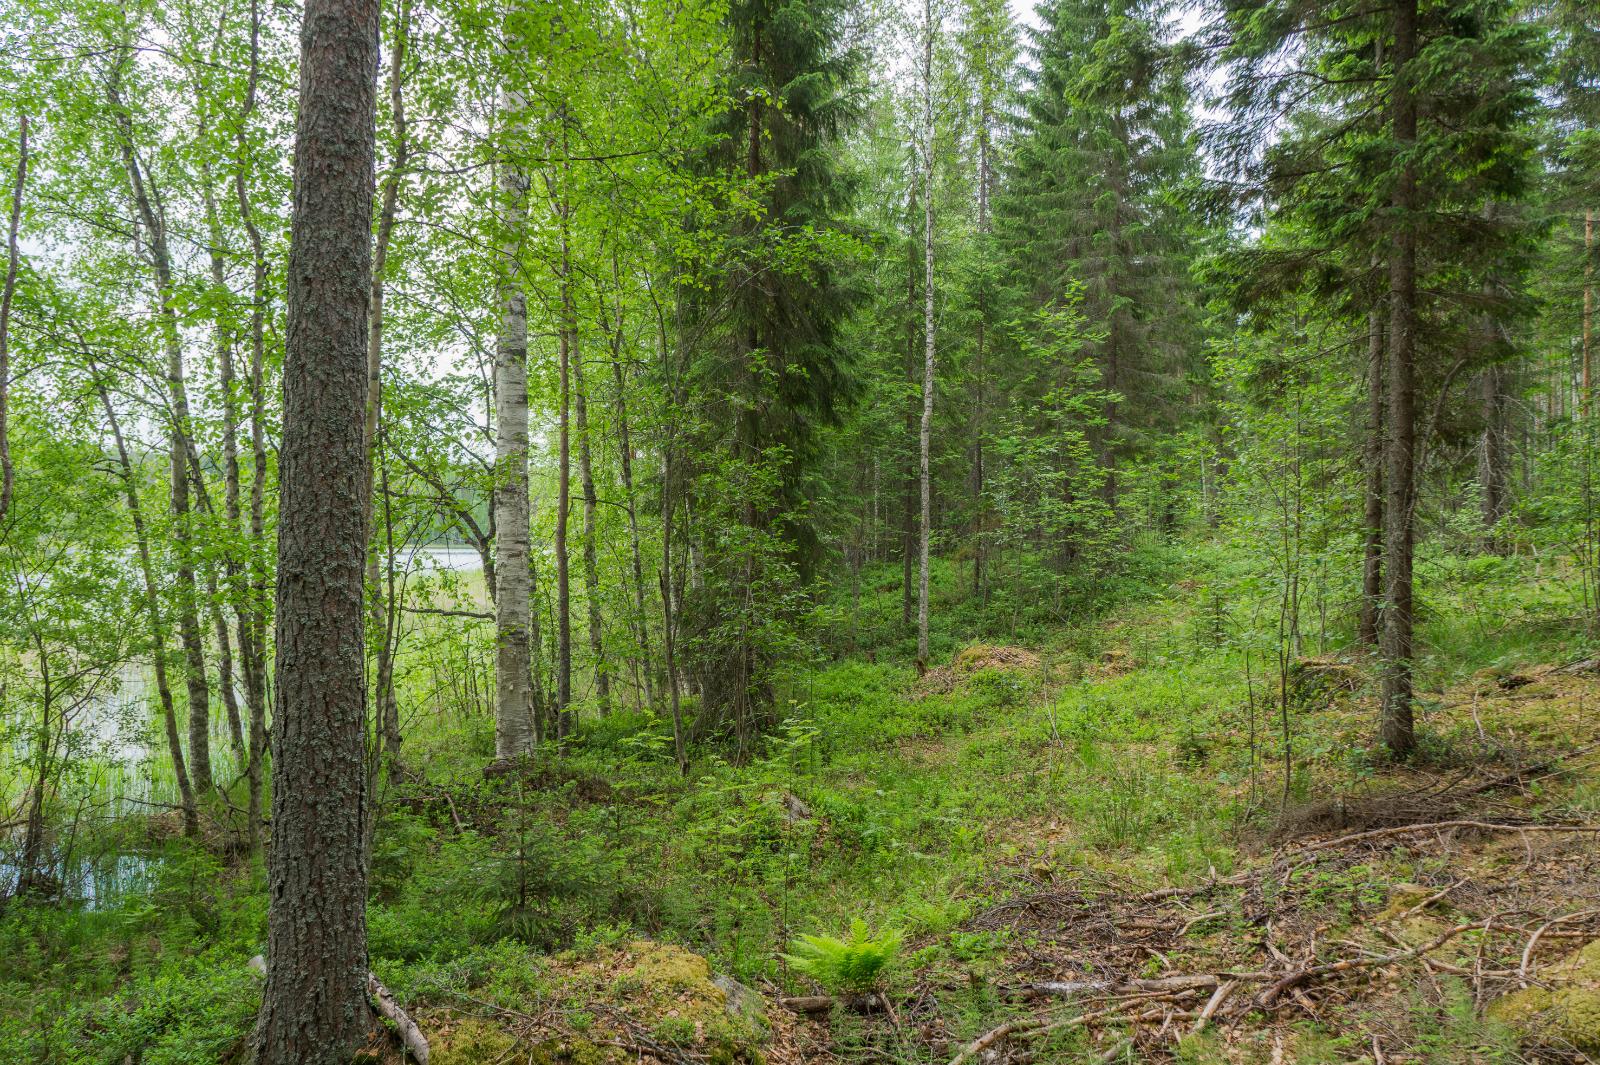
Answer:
[[2, 545, 480, 906]]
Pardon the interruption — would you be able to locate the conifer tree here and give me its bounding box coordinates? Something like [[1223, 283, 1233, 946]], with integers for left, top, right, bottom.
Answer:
[[681, 0, 861, 745], [1209, 0, 1542, 756], [999, 0, 1200, 514]]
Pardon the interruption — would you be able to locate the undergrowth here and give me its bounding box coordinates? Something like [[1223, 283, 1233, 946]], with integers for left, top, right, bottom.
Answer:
[[2, 540, 1594, 1062]]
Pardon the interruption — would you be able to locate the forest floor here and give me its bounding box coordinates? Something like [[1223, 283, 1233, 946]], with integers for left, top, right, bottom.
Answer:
[[6, 549, 1600, 1064], [381, 550, 1600, 1064], [750, 657, 1600, 1064]]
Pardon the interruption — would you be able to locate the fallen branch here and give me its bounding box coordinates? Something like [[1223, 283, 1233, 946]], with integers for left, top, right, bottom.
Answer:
[[948, 1016, 1046, 1065], [1291, 820, 1600, 857], [1192, 980, 1236, 1035], [1465, 741, 1600, 796], [402, 605, 491, 621], [1179, 910, 1227, 936], [369, 972, 430, 1064], [1257, 921, 1480, 1008], [1022, 974, 1221, 998], [779, 992, 887, 1014], [1519, 909, 1600, 988], [1379, 879, 1465, 925]]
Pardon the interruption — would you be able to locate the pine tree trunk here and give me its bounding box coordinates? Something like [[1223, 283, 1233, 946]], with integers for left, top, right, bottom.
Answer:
[[917, 0, 936, 667], [972, 101, 989, 600], [1584, 209, 1593, 405], [491, 80, 536, 763], [1359, 307, 1384, 646], [254, 0, 379, 1053], [661, 446, 688, 773], [1379, 0, 1418, 760], [1477, 269, 1513, 556]]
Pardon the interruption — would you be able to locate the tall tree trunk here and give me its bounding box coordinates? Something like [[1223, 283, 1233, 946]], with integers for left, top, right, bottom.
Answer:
[[16, 634, 53, 897], [916, 0, 935, 667], [1584, 209, 1593, 405], [0, 113, 24, 527], [971, 92, 990, 599], [110, 79, 213, 792], [1379, 0, 1418, 759], [365, 0, 410, 775], [573, 337, 609, 713], [200, 175, 248, 764], [233, 0, 271, 854], [98, 383, 197, 838], [902, 195, 918, 630], [1479, 359, 1510, 551], [610, 334, 656, 709], [491, 81, 536, 763], [254, 0, 379, 1053], [661, 447, 688, 774], [554, 142, 574, 739], [1358, 306, 1385, 645]]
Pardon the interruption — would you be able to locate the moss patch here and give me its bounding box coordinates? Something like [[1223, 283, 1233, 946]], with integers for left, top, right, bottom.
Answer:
[[1489, 939, 1600, 1051], [430, 1018, 520, 1065], [418, 940, 766, 1065]]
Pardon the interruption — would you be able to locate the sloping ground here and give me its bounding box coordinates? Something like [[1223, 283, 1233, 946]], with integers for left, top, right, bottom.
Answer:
[[376, 656, 1600, 1065], [769, 658, 1600, 1063]]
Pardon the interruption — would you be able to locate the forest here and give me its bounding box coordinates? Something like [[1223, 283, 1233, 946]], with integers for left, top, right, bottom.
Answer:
[[1, 0, 1599, 1060]]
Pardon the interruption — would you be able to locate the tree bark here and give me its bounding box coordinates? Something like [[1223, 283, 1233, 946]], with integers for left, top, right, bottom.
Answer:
[[972, 77, 991, 600], [1479, 347, 1511, 554], [1358, 307, 1384, 646], [902, 193, 918, 630], [661, 447, 688, 774], [200, 172, 248, 764], [1584, 209, 1593, 406], [16, 633, 53, 898], [1379, 0, 1418, 760], [254, 0, 380, 1053], [491, 76, 536, 764]]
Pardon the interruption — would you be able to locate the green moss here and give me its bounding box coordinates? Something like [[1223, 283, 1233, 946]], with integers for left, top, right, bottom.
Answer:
[[1489, 940, 1600, 1051], [422, 941, 766, 1065], [430, 1019, 520, 1065], [1374, 883, 1433, 922]]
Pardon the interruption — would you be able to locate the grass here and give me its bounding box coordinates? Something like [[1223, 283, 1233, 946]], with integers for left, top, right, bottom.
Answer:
[[3, 537, 1597, 1062]]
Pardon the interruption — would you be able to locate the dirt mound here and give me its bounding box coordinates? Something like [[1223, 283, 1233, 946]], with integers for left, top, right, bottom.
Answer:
[[953, 644, 1041, 673], [1289, 654, 1364, 699], [915, 645, 1041, 697]]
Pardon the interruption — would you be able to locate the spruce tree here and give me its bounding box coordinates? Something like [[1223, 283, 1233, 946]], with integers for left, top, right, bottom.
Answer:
[[998, 0, 1201, 514], [681, 0, 861, 746], [1208, 0, 1542, 756]]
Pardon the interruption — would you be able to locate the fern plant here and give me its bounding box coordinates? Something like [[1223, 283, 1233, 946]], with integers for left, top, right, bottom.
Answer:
[[782, 920, 902, 994]]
